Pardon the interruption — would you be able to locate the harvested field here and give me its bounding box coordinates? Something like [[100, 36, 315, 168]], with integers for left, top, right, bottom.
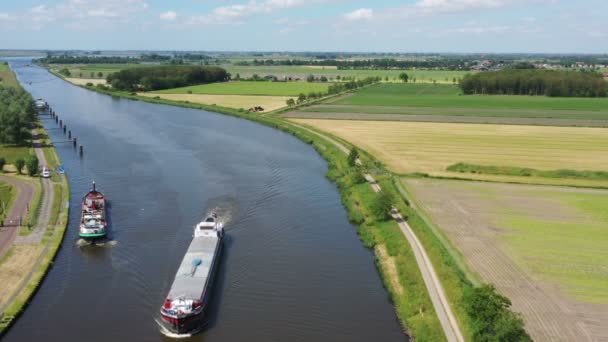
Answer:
[[404, 178, 608, 341], [0, 245, 44, 309], [138, 93, 293, 111], [290, 119, 608, 175], [285, 111, 608, 127], [64, 77, 106, 86]]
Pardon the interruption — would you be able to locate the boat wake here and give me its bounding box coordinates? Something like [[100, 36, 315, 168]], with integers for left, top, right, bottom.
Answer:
[[76, 238, 118, 248], [205, 196, 238, 231]]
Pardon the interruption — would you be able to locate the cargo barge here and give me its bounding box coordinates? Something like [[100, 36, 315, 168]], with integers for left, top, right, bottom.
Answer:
[[79, 181, 107, 239], [159, 214, 224, 335]]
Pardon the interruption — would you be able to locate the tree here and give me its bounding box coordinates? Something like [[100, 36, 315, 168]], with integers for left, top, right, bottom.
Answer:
[[286, 98, 295, 107], [90, 72, 95, 78], [0, 157, 5, 173], [399, 72, 409, 83], [97, 72, 103, 78], [307, 92, 317, 100], [452, 77, 457, 84], [384, 76, 389, 82], [306, 74, 315, 82], [371, 191, 393, 221], [15, 158, 25, 175], [235, 73, 241, 80], [320, 76, 328, 82], [59, 68, 71, 77], [347, 147, 359, 167], [297, 93, 307, 104], [26, 155, 38, 176]]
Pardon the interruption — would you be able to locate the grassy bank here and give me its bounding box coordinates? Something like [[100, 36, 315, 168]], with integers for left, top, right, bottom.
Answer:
[[0, 182, 16, 224]]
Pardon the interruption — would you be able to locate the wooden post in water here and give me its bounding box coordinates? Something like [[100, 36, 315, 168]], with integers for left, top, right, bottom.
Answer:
[[63, 125, 66, 135], [73, 138, 77, 148], [59, 120, 62, 128], [79, 144, 83, 157], [68, 130, 71, 139], [55, 116, 58, 124]]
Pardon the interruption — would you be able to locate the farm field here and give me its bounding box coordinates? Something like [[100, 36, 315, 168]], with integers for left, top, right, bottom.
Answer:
[[138, 93, 292, 111], [0, 63, 19, 88], [152, 81, 330, 96], [48, 63, 142, 79], [223, 65, 470, 83], [290, 119, 608, 186], [404, 178, 608, 341], [330, 83, 608, 112]]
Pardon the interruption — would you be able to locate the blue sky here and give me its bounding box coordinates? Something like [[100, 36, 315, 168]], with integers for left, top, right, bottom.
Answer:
[[0, 0, 606, 53]]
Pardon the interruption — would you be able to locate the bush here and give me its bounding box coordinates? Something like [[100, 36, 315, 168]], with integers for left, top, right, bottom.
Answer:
[[15, 158, 25, 174], [347, 147, 359, 167], [26, 155, 38, 176], [85, 82, 93, 86], [0, 157, 5, 172], [371, 190, 394, 221]]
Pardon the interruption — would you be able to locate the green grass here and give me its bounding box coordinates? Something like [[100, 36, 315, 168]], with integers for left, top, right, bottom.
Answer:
[[153, 81, 330, 96], [334, 83, 608, 112], [448, 163, 608, 181], [0, 182, 16, 221], [0, 145, 33, 165], [499, 190, 608, 303], [0, 63, 19, 88]]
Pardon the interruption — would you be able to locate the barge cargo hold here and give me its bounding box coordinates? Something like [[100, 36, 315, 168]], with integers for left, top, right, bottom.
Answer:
[[159, 215, 224, 336]]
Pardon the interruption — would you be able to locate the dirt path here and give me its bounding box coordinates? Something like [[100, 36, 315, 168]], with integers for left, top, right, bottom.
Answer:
[[0, 176, 34, 258], [289, 121, 464, 342]]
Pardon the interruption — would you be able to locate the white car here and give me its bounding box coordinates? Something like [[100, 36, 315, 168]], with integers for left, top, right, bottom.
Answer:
[[41, 167, 51, 178]]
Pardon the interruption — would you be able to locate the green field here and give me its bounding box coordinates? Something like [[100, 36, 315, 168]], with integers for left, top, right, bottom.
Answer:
[[0, 63, 19, 88], [153, 81, 330, 96], [0, 146, 33, 165], [333, 83, 608, 112], [49, 63, 142, 78]]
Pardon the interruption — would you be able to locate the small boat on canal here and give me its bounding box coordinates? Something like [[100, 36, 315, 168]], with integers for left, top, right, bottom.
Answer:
[[79, 181, 108, 239], [158, 214, 224, 336], [33, 98, 49, 111]]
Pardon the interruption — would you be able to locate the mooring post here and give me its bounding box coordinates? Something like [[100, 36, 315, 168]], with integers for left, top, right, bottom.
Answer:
[[59, 119, 62, 128], [63, 126, 66, 134], [55, 116, 58, 123], [79, 144, 83, 156], [68, 130, 71, 139], [73, 137, 77, 148]]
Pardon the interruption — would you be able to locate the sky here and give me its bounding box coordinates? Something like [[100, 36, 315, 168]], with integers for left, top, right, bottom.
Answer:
[[0, 0, 606, 53]]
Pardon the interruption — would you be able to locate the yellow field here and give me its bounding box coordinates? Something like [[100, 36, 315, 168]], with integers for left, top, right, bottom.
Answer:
[[0, 245, 44, 309], [65, 77, 106, 86], [292, 119, 608, 178], [138, 93, 293, 111]]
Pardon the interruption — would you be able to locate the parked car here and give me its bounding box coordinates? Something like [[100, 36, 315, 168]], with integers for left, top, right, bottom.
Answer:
[[41, 166, 51, 178]]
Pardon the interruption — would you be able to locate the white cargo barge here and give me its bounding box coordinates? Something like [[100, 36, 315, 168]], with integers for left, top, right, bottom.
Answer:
[[159, 215, 224, 335]]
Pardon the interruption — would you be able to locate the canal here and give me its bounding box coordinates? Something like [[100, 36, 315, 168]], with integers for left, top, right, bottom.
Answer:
[[4, 59, 405, 342]]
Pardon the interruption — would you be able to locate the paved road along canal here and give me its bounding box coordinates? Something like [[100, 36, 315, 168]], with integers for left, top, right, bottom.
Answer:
[[3, 59, 406, 342]]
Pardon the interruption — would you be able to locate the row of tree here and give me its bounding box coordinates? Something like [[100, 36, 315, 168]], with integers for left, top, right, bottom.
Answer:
[[106, 66, 230, 91], [327, 76, 381, 94], [38, 54, 172, 64], [235, 58, 471, 70], [459, 69, 607, 97], [0, 85, 35, 145], [0, 156, 39, 176]]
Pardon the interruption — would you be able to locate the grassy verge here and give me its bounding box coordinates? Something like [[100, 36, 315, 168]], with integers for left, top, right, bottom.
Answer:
[[0, 182, 16, 224], [447, 162, 608, 181]]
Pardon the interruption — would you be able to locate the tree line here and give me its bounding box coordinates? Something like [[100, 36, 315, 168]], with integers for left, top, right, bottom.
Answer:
[[38, 54, 171, 64], [459, 69, 607, 97], [0, 85, 35, 145], [235, 58, 470, 70], [106, 65, 230, 91]]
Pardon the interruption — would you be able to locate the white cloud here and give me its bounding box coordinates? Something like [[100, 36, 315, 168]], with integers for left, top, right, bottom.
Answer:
[[185, 0, 333, 26], [160, 10, 177, 21], [344, 8, 373, 21], [0, 0, 149, 30]]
